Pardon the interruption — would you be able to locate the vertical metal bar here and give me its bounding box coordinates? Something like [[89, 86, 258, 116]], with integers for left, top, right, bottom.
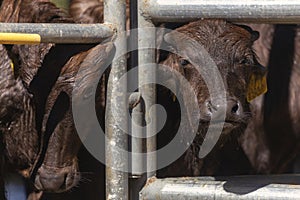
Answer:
[[131, 105, 143, 175], [129, 1, 150, 199], [129, 93, 147, 200], [129, 0, 145, 179], [138, 0, 157, 177], [104, 0, 128, 199], [130, 93, 144, 177]]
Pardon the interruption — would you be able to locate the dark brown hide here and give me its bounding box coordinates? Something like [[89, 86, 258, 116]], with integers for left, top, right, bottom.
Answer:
[[69, 0, 104, 23], [31, 43, 115, 192], [0, 44, 39, 178], [0, 0, 72, 176], [157, 20, 264, 177], [0, 0, 102, 195], [69, 0, 130, 26]]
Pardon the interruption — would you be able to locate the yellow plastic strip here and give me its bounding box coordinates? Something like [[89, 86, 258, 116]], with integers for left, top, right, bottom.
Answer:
[[0, 33, 41, 44], [10, 62, 14, 73]]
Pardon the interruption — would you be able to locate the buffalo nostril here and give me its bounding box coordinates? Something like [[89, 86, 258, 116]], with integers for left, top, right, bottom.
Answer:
[[204, 99, 242, 118], [227, 99, 242, 116]]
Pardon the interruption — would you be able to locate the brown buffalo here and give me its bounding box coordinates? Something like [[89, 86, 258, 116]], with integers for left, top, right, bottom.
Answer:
[[157, 19, 265, 177], [0, 0, 110, 196], [0, 43, 39, 175], [31, 42, 114, 192], [0, 0, 73, 178]]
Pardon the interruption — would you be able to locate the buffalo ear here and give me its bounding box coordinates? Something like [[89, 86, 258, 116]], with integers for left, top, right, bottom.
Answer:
[[237, 24, 260, 42], [164, 31, 184, 52], [163, 31, 197, 61], [246, 64, 268, 102], [250, 31, 260, 42], [164, 31, 199, 53]]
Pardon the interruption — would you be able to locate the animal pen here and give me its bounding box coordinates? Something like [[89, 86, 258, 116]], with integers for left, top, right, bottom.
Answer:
[[1, 0, 300, 199]]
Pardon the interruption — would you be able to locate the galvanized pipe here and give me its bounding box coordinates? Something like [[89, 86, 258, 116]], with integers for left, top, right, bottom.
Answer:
[[129, 92, 146, 200], [140, 175, 300, 199], [138, 0, 157, 178], [128, 1, 150, 199], [129, 92, 144, 177], [104, 0, 128, 199], [143, 0, 300, 23], [0, 23, 113, 44]]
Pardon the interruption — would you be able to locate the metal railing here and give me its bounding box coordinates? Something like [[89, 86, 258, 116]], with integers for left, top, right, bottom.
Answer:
[[104, 0, 128, 199], [1, 0, 300, 200], [0, 23, 113, 43], [143, 0, 300, 23], [140, 175, 300, 200], [135, 0, 300, 200]]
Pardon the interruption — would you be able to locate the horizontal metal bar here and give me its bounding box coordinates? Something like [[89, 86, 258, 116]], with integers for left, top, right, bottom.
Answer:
[[144, 0, 300, 23], [0, 23, 114, 44], [140, 175, 300, 199], [0, 33, 41, 44]]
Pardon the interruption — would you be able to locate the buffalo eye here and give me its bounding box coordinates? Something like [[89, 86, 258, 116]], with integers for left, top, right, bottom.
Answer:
[[239, 58, 253, 66], [180, 58, 190, 67]]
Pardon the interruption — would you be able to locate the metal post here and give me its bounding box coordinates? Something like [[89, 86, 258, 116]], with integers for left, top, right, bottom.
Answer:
[[129, 92, 147, 200], [138, 0, 157, 178], [129, 0, 142, 179], [104, 0, 128, 199], [140, 175, 300, 200], [129, 92, 144, 177], [0, 23, 113, 44], [143, 0, 300, 23]]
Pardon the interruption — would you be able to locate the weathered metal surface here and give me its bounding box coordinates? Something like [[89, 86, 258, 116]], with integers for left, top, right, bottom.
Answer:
[[129, 92, 144, 177], [144, 0, 300, 23], [104, 0, 128, 199], [140, 175, 300, 199], [138, 0, 157, 178], [129, 1, 150, 199], [0, 23, 113, 44]]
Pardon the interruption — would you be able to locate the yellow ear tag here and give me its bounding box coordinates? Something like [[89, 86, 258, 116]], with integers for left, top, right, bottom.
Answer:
[[246, 73, 267, 102], [10, 62, 14, 73]]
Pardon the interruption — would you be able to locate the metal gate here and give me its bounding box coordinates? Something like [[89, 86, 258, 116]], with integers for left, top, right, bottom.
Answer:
[[1, 0, 300, 199]]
